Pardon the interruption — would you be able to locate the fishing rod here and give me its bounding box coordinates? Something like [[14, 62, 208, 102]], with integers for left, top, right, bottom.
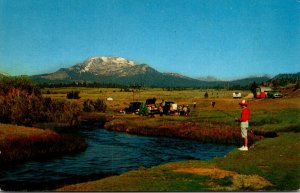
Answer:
[[215, 105, 256, 140]]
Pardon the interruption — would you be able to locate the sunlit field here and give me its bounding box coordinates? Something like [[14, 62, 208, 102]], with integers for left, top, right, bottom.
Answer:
[[42, 87, 247, 111], [42, 87, 300, 133], [43, 87, 300, 191]]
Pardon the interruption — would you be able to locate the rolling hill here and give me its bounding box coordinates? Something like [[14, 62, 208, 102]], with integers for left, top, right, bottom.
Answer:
[[266, 72, 300, 86], [0, 72, 10, 78]]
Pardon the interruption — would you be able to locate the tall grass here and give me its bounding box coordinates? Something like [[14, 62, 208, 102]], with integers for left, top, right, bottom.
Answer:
[[0, 77, 82, 127], [0, 124, 87, 165], [104, 118, 263, 146]]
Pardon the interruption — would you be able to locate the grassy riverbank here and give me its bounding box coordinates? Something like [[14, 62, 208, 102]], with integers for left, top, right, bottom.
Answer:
[[57, 132, 299, 191], [104, 117, 264, 145], [0, 124, 87, 165], [56, 94, 300, 191]]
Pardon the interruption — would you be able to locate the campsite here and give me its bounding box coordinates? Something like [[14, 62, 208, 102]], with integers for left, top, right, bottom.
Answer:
[[55, 86, 300, 191], [1, 82, 299, 191], [1, 0, 299, 191]]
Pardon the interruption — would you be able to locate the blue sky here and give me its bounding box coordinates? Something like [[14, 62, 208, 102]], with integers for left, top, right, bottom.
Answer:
[[0, 0, 299, 80]]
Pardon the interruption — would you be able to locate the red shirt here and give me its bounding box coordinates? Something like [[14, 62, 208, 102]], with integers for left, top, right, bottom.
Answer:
[[239, 107, 250, 122]]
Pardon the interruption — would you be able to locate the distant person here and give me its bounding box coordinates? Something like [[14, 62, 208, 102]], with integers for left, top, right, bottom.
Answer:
[[187, 105, 191, 115], [178, 105, 183, 115], [211, 101, 216, 108], [159, 105, 163, 116], [235, 100, 250, 151], [193, 101, 196, 108], [183, 105, 189, 116], [160, 99, 165, 107], [160, 99, 166, 114]]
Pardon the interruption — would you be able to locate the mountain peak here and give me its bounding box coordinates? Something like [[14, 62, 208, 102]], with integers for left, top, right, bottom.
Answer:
[[30, 55, 278, 87], [87, 56, 137, 66], [70, 56, 138, 75]]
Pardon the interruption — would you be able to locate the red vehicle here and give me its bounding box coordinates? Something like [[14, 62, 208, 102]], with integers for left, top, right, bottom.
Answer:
[[255, 86, 272, 99]]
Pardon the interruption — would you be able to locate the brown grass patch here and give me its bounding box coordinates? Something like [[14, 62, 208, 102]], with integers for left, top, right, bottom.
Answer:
[[105, 119, 263, 145], [173, 166, 272, 190], [232, 174, 273, 190], [0, 123, 87, 165], [174, 167, 237, 179]]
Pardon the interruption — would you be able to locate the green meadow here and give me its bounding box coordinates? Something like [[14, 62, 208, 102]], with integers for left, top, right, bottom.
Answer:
[[50, 87, 300, 191], [1, 84, 298, 191]]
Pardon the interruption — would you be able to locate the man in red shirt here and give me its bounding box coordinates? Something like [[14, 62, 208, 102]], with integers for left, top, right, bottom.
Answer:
[[235, 100, 250, 151]]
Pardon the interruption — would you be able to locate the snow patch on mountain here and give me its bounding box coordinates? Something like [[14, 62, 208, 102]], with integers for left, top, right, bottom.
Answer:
[[74, 56, 138, 73], [83, 60, 93, 72], [64, 56, 146, 76]]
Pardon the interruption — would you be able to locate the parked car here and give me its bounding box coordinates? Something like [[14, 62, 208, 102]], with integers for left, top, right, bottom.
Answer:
[[233, 92, 242, 99], [272, 92, 283, 98], [255, 86, 272, 99], [163, 101, 175, 115], [124, 102, 143, 114], [145, 98, 160, 115]]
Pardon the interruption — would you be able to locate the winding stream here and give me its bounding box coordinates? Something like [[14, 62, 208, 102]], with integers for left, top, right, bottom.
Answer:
[[0, 126, 234, 191]]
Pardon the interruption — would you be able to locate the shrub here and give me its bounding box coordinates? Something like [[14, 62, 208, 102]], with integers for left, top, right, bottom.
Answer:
[[10, 95, 31, 125], [0, 77, 44, 126], [43, 99, 82, 126], [62, 101, 82, 126], [83, 99, 94, 112], [93, 99, 107, 112], [83, 98, 107, 112], [204, 92, 209, 98], [0, 96, 12, 123], [66, 91, 80, 99], [0, 76, 40, 96], [0, 77, 82, 127], [294, 81, 300, 91]]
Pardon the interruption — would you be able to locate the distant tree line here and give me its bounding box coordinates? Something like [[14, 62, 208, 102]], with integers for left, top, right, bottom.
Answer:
[[37, 77, 300, 92], [34, 72, 300, 90], [0, 77, 81, 126], [38, 81, 126, 89], [37, 81, 253, 90], [265, 73, 300, 88]]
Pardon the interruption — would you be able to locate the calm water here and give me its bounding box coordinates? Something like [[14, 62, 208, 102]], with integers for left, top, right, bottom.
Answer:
[[0, 126, 234, 191]]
